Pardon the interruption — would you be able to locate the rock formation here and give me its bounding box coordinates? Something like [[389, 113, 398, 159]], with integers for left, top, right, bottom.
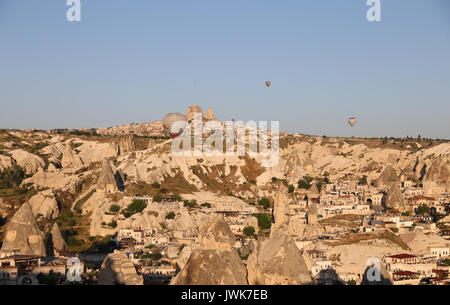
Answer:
[[205, 107, 217, 121], [175, 245, 193, 272], [0, 155, 13, 171], [385, 183, 406, 212], [271, 185, 290, 233], [423, 155, 450, 193], [412, 156, 427, 180], [186, 105, 203, 121], [247, 229, 312, 285], [28, 189, 59, 219], [307, 183, 319, 199], [170, 215, 248, 285], [9, 149, 45, 174], [98, 250, 143, 285], [61, 145, 84, 169], [1, 202, 46, 256], [307, 202, 318, 225], [97, 159, 119, 194], [49, 223, 68, 257], [374, 165, 399, 189], [118, 135, 136, 155], [96, 121, 164, 137]]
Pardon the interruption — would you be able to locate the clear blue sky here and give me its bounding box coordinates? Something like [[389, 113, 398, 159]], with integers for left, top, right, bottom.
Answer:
[[0, 0, 449, 138]]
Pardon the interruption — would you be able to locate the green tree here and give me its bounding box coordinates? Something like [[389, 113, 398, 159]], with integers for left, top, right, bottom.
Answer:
[[297, 176, 313, 190], [151, 182, 161, 188], [258, 197, 270, 209], [122, 199, 147, 218], [359, 175, 368, 185], [153, 194, 163, 203], [165, 212, 175, 219], [0, 164, 27, 189], [252, 213, 272, 230], [416, 204, 430, 215], [184, 199, 197, 208], [109, 204, 121, 213], [170, 193, 182, 201], [243, 226, 255, 237], [288, 185, 295, 193], [127, 199, 147, 213], [37, 270, 61, 285]]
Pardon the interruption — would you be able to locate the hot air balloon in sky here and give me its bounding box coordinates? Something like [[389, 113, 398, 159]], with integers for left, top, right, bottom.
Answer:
[[162, 113, 187, 138], [348, 117, 357, 127], [265, 81, 271, 87]]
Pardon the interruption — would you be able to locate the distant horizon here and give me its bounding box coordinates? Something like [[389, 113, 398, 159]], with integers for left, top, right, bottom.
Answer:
[[1, 1, 449, 139], [2, 122, 449, 141]]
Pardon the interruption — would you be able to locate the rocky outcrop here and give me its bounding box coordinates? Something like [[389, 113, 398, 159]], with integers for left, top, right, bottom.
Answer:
[[170, 215, 248, 285], [412, 157, 428, 180], [98, 250, 143, 285], [307, 202, 318, 225], [118, 135, 136, 155], [196, 215, 236, 250], [307, 183, 319, 199], [271, 186, 290, 233], [9, 149, 45, 174], [374, 165, 399, 189], [205, 108, 217, 121], [96, 121, 164, 137], [0, 155, 13, 170], [61, 145, 84, 169], [186, 105, 203, 121], [423, 155, 450, 193], [28, 189, 59, 219], [400, 232, 449, 255], [97, 159, 119, 193], [385, 183, 406, 212], [175, 245, 193, 272], [1, 202, 46, 256], [49, 223, 68, 257], [247, 229, 312, 285]]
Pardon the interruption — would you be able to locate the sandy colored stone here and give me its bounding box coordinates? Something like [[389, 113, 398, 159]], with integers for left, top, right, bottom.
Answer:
[[50, 223, 68, 257], [98, 250, 143, 285], [28, 189, 59, 219], [385, 183, 406, 212], [1, 202, 46, 256], [97, 159, 119, 193], [374, 165, 399, 189], [9, 149, 45, 174], [170, 215, 248, 285], [118, 135, 136, 155], [247, 229, 312, 285], [61, 145, 84, 168], [0, 154, 13, 170]]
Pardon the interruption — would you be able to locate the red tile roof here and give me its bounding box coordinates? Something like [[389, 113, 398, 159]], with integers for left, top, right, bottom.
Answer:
[[393, 271, 419, 276], [410, 195, 436, 201], [387, 254, 417, 259], [432, 269, 447, 274]]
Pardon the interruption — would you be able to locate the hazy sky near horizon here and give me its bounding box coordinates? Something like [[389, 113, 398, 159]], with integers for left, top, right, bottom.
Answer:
[[0, 0, 449, 138]]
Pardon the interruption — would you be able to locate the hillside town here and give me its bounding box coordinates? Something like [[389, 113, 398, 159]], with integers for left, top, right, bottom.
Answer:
[[0, 106, 449, 285]]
